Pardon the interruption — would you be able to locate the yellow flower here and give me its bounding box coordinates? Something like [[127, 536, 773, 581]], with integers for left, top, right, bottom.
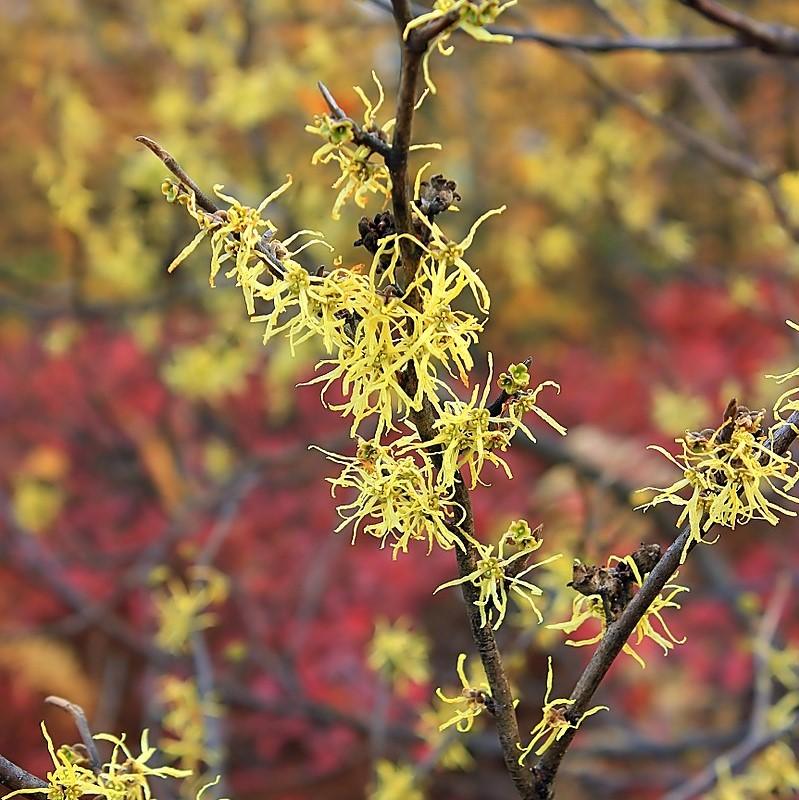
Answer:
[[638, 403, 799, 563], [548, 555, 687, 668], [369, 760, 423, 800], [434, 524, 561, 629], [306, 73, 393, 220], [315, 439, 468, 558], [368, 617, 431, 690], [405, 256, 485, 389], [436, 653, 504, 733], [94, 729, 192, 798], [306, 73, 440, 219], [403, 1, 517, 93], [252, 261, 372, 355], [419, 354, 565, 488], [163, 177, 331, 316], [325, 145, 393, 221], [517, 657, 607, 762], [159, 677, 222, 775], [153, 566, 229, 654], [409, 200, 504, 314], [306, 286, 421, 436]]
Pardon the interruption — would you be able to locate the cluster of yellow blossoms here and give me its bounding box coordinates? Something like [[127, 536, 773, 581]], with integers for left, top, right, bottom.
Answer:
[[5, 724, 193, 800], [435, 520, 561, 629], [517, 657, 607, 763], [305, 73, 440, 219], [639, 401, 799, 562]]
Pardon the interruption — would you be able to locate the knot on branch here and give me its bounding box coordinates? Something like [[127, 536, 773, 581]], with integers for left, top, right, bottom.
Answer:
[[568, 543, 663, 623]]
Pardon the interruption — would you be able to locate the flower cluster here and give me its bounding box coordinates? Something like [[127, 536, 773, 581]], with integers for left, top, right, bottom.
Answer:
[[368, 617, 431, 690], [305, 73, 439, 219], [4, 724, 191, 800], [517, 657, 607, 762], [549, 554, 688, 668], [434, 520, 560, 629], [638, 401, 799, 562], [316, 439, 468, 558], [151, 566, 229, 654], [163, 177, 330, 315], [403, 1, 517, 93], [305, 73, 393, 219], [419, 355, 566, 488]]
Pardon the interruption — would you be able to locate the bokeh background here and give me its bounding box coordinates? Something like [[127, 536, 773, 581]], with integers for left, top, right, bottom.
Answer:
[[3, 1, 799, 798]]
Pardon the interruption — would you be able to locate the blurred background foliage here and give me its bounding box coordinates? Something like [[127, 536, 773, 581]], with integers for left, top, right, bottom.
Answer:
[[3, 1, 799, 798]]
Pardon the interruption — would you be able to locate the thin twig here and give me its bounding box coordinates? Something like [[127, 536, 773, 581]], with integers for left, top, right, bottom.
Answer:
[[136, 136, 218, 214], [662, 719, 796, 800], [677, 0, 799, 56], [317, 81, 393, 159], [135, 136, 286, 278], [750, 574, 792, 732], [45, 695, 102, 773], [566, 50, 769, 182]]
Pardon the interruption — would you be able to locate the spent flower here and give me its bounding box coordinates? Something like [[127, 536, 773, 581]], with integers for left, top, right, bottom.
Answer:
[[549, 555, 688, 668]]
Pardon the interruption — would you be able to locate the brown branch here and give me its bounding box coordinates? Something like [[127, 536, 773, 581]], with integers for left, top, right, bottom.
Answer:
[[135, 136, 286, 278], [386, 4, 460, 292], [384, 4, 534, 797], [530, 408, 799, 798], [45, 696, 102, 773], [136, 136, 218, 214], [0, 754, 47, 795], [498, 27, 747, 54], [677, 0, 799, 55]]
